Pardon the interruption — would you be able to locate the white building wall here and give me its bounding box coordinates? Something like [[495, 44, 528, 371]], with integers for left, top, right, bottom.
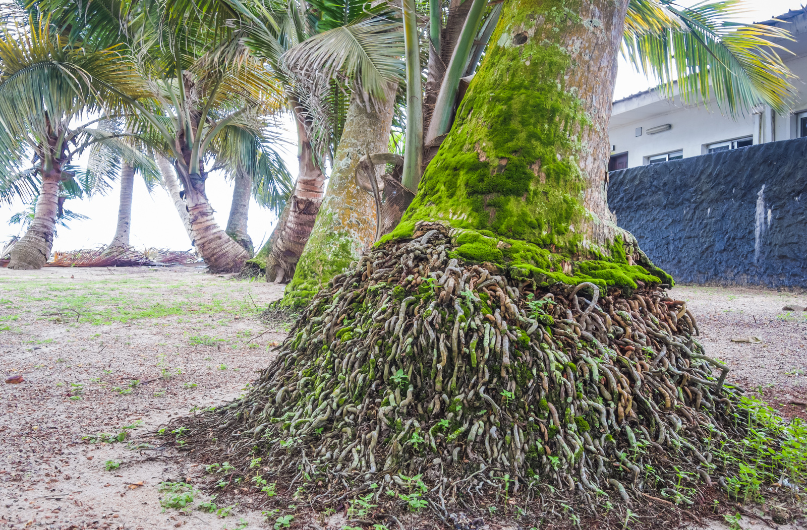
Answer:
[[608, 101, 755, 168]]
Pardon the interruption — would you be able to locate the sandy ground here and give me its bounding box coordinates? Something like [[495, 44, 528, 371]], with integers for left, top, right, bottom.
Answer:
[[669, 285, 807, 419], [0, 268, 804, 530]]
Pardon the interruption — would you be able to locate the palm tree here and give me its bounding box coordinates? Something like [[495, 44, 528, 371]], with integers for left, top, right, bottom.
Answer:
[[0, 17, 156, 269], [278, 5, 404, 305], [33, 0, 292, 271], [214, 121, 293, 255], [190, 0, 803, 512], [125, 56, 290, 272]]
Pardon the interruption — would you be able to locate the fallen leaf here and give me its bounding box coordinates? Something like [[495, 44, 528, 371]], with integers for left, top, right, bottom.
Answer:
[[4, 375, 24, 384], [730, 336, 762, 344], [127, 482, 143, 490]]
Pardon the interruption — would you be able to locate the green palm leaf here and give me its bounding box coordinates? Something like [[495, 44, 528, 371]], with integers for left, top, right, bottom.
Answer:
[[623, 0, 796, 116], [283, 16, 403, 101]]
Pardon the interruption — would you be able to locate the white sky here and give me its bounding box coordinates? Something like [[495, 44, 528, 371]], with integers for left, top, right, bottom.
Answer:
[[1, 0, 804, 253]]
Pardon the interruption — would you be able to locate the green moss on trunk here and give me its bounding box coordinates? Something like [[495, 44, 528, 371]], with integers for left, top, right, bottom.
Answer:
[[388, 0, 669, 289]]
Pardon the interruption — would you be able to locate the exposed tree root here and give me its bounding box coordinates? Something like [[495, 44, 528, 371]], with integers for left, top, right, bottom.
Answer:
[[170, 222, 803, 524]]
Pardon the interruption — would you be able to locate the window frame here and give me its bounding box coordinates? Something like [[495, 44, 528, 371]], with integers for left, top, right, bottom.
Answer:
[[646, 150, 683, 165], [707, 136, 753, 154]]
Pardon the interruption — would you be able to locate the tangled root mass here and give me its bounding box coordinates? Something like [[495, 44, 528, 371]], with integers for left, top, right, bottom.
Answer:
[[183, 222, 764, 515]]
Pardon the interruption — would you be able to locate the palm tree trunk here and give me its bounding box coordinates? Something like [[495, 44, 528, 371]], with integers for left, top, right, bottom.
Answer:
[[225, 168, 254, 255], [404, 0, 635, 254], [263, 100, 327, 283], [109, 162, 135, 247], [157, 154, 195, 246], [180, 169, 250, 274], [8, 167, 61, 270], [284, 90, 396, 305]]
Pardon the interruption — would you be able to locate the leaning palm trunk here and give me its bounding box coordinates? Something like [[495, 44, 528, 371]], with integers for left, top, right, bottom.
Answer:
[[177, 164, 250, 273], [283, 91, 395, 306], [109, 162, 135, 247], [8, 169, 61, 269], [225, 168, 254, 255], [157, 154, 195, 246], [262, 101, 326, 283]]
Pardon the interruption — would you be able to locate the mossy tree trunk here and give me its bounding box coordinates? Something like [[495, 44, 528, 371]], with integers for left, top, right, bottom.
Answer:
[[225, 167, 254, 255], [283, 91, 395, 305], [109, 162, 135, 248], [406, 0, 628, 254]]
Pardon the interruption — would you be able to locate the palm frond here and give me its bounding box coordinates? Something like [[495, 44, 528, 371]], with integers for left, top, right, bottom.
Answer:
[[208, 119, 293, 213], [0, 167, 40, 205], [283, 16, 404, 101], [622, 0, 796, 116]]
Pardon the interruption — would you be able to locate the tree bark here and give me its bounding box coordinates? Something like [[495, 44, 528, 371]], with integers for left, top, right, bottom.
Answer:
[[284, 91, 395, 305], [109, 162, 135, 248], [225, 168, 254, 255], [8, 169, 61, 270], [404, 0, 631, 255], [157, 154, 195, 246], [181, 169, 250, 273], [263, 100, 327, 284]]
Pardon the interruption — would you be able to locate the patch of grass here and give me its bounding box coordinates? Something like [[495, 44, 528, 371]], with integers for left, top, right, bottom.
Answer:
[[189, 334, 225, 346], [105, 460, 120, 471]]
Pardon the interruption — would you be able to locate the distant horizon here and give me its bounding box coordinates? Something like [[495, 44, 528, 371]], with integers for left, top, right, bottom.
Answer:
[[1, 0, 802, 254]]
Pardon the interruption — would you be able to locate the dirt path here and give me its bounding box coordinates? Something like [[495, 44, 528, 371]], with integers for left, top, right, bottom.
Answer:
[[670, 285, 807, 420], [0, 270, 804, 529]]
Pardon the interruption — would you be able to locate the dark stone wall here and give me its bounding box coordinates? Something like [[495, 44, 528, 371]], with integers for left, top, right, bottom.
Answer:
[[608, 137, 807, 287]]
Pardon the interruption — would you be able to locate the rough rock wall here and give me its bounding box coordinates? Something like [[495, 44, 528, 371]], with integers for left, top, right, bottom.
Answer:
[[608, 137, 807, 287]]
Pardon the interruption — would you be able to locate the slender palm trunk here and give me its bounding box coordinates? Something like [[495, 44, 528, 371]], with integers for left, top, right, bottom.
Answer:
[[225, 168, 254, 255], [109, 162, 135, 247], [8, 166, 61, 270], [157, 154, 195, 246], [284, 91, 395, 305], [262, 100, 327, 283]]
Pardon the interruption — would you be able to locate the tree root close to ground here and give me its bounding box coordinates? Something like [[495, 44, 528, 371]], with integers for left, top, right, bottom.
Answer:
[[166, 222, 806, 527]]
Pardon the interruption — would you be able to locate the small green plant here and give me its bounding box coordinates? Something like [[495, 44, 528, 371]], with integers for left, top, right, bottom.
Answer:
[[274, 515, 294, 529], [500, 390, 514, 406], [261, 482, 277, 497], [216, 504, 236, 517], [158, 482, 196, 512], [249, 457, 262, 469], [83, 430, 127, 443], [347, 493, 376, 518], [723, 513, 743, 530], [197, 496, 218, 513], [390, 368, 409, 389], [408, 430, 425, 450], [184, 382, 198, 388], [218, 363, 228, 370], [395, 474, 428, 512], [622, 508, 638, 529], [104, 460, 120, 471]]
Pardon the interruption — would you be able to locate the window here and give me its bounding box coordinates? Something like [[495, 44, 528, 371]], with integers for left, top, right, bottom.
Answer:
[[799, 112, 807, 138], [707, 137, 752, 153], [647, 150, 683, 164], [608, 152, 628, 171]]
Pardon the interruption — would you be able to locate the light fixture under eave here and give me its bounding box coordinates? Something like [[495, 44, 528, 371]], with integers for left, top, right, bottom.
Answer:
[[647, 124, 672, 134]]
